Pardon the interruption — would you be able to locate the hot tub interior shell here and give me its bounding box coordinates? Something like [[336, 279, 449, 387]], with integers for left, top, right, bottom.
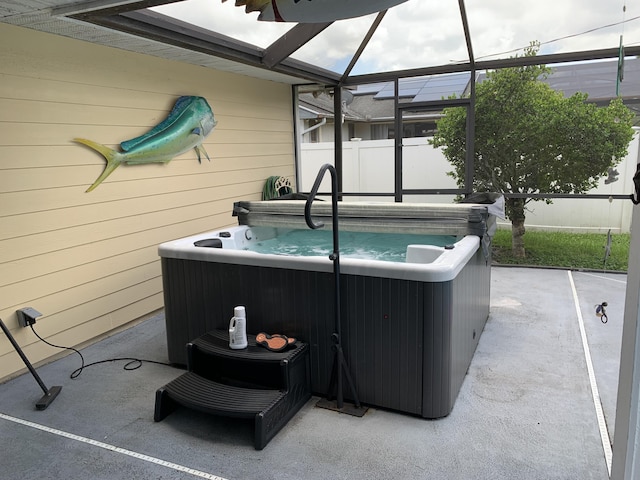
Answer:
[[160, 201, 494, 418]]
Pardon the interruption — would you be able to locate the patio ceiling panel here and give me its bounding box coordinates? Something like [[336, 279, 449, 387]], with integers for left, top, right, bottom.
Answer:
[[262, 22, 332, 68], [0, 0, 325, 85], [74, 8, 341, 84]]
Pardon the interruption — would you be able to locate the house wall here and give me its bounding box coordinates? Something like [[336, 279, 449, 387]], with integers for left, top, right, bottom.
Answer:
[[0, 23, 295, 381]]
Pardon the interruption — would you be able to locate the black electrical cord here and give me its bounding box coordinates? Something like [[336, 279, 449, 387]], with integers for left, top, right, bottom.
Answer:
[[29, 324, 172, 379], [596, 302, 609, 324], [69, 357, 172, 379]]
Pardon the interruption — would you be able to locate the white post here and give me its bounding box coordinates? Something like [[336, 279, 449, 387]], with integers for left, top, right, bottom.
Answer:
[[611, 190, 640, 479], [351, 138, 361, 195]]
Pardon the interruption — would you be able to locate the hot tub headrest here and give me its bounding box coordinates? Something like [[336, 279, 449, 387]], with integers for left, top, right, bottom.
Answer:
[[194, 238, 223, 248]]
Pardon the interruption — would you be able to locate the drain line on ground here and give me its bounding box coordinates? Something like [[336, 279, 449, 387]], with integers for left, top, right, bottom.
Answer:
[[567, 270, 613, 476], [0, 412, 228, 480]]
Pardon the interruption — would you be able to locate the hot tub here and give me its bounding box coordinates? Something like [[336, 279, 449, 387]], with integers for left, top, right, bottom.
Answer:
[[159, 201, 495, 418]]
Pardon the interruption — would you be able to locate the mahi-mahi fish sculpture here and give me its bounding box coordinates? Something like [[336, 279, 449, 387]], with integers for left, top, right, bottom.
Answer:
[[75, 96, 216, 192], [222, 0, 409, 22]]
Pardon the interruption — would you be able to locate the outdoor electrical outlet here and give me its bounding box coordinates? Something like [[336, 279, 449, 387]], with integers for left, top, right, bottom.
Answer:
[[17, 307, 42, 328]]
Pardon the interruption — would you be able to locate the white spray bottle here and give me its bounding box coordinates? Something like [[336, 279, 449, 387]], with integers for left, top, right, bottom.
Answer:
[[229, 306, 248, 349]]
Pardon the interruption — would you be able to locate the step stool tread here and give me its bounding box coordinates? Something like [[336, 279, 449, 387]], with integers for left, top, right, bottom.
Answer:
[[191, 330, 305, 363], [163, 371, 285, 416]]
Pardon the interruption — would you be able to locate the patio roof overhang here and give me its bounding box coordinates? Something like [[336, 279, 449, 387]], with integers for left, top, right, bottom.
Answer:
[[70, 4, 341, 86]]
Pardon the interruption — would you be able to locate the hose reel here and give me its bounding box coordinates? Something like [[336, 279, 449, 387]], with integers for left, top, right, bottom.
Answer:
[[262, 176, 293, 200]]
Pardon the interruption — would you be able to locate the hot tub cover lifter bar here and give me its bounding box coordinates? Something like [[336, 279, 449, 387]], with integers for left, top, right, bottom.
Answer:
[[233, 199, 495, 237]]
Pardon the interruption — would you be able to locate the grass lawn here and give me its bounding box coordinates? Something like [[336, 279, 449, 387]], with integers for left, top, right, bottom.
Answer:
[[491, 229, 630, 272]]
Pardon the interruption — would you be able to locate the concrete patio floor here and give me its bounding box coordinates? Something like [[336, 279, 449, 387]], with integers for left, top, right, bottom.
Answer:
[[0, 266, 626, 479]]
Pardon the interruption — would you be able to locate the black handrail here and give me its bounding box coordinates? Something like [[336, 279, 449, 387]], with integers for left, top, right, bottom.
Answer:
[[304, 164, 361, 411]]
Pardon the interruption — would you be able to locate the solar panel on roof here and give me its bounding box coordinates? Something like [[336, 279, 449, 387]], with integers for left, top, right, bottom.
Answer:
[[376, 88, 422, 98], [349, 60, 639, 107], [413, 73, 470, 102], [374, 78, 431, 98], [365, 74, 471, 100], [354, 83, 389, 95]]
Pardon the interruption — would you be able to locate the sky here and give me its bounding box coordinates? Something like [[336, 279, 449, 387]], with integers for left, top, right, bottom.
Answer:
[[153, 0, 639, 75]]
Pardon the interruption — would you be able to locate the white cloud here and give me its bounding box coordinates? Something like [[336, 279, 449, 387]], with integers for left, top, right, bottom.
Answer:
[[464, 0, 636, 59], [153, 0, 290, 47], [153, 0, 639, 74]]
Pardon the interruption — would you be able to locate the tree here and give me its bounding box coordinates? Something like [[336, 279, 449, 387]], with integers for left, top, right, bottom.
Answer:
[[430, 44, 635, 258]]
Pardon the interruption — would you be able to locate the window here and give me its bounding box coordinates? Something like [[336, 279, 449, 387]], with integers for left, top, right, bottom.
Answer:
[[371, 124, 391, 139]]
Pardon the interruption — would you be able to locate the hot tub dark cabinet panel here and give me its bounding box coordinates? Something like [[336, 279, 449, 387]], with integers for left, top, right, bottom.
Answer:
[[161, 249, 490, 418], [341, 275, 425, 415], [422, 250, 491, 418]]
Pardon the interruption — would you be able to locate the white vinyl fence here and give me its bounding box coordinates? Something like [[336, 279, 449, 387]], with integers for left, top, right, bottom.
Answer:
[[299, 131, 640, 234]]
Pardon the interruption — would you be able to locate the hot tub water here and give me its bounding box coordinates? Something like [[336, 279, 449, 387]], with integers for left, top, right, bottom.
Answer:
[[244, 227, 456, 263]]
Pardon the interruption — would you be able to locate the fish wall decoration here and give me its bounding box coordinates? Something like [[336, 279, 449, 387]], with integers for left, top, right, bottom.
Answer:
[[75, 96, 216, 192], [223, 0, 409, 22]]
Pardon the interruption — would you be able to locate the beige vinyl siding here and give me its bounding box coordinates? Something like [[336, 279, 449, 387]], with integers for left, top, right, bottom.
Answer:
[[0, 22, 296, 381]]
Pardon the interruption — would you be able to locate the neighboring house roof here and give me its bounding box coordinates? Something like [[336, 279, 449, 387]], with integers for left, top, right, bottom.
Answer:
[[300, 57, 640, 124], [480, 57, 640, 118], [544, 58, 639, 103], [299, 92, 438, 123], [299, 90, 364, 121]]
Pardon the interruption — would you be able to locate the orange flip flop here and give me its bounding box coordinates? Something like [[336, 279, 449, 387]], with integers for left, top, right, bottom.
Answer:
[[255, 333, 295, 352], [272, 333, 296, 345]]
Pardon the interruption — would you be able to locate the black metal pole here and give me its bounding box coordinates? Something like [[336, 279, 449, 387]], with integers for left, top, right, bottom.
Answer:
[[333, 86, 344, 201], [459, 0, 476, 196], [305, 164, 361, 411], [394, 78, 402, 202], [0, 318, 62, 410], [328, 173, 343, 407]]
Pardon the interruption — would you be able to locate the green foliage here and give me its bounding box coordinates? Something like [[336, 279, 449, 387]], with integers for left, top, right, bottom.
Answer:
[[491, 229, 630, 271], [430, 42, 636, 257], [431, 45, 635, 202]]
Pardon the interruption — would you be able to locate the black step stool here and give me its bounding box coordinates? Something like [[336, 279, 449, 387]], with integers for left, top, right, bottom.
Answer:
[[154, 330, 310, 449]]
